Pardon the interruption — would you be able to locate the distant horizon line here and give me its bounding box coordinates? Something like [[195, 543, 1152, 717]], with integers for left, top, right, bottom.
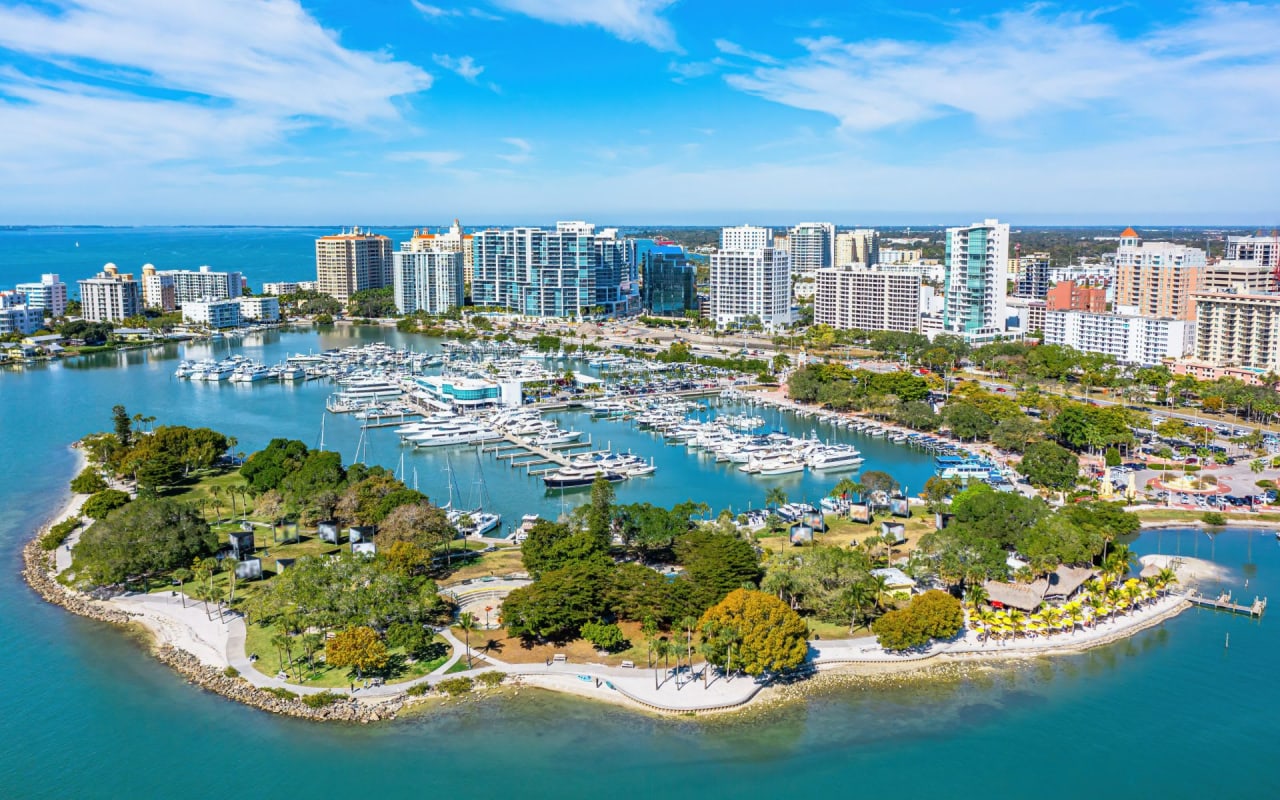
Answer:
[[3, 222, 1276, 232]]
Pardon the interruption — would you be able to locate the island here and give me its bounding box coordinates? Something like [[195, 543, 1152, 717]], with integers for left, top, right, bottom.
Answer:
[[24, 403, 1203, 721]]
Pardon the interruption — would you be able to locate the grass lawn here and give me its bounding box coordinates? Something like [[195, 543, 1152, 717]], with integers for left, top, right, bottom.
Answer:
[[243, 620, 451, 688], [443, 546, 525, 582], [1135, 509, 1280, 524], [756, 512, 935, 558], [456, 619, 711, 669]]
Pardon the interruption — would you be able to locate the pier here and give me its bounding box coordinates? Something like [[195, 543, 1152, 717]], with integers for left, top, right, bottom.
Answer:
[[1186, 591, 1267, 617]]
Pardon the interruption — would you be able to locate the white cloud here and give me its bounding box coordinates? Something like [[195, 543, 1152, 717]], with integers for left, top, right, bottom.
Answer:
[[492, 0, 680, 51], [0, 0, 431, 187], [721, 3, 1280, 144], [668, 61, 715, 82], [433, 53, 486, 83], [497, 137, 533, 163]]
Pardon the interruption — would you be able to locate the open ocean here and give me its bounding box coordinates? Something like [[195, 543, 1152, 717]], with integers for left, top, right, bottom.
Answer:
[[1, 228, 1277, 799]]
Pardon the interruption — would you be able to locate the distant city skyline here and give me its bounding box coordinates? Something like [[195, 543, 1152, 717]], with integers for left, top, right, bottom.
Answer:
[[1, 1, 1278, 224]]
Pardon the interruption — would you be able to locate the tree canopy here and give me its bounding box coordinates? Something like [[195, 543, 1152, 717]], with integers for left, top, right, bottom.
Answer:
[[698, 589, 808, 676], [75, 497, 215, 585]]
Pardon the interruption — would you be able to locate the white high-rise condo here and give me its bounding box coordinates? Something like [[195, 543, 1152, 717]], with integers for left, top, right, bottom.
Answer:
[[710, 225, 791, 330], [787, 222, 836, 276], [15, 273, 68, 317], [393, 245, 465, 315], [814, 266, 921, 333], [78, 265, 142, 323], [942, 219, 1009, 343]]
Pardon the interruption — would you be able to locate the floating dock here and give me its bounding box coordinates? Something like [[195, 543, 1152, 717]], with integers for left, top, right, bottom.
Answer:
[[1186, 591, 1267, 617]]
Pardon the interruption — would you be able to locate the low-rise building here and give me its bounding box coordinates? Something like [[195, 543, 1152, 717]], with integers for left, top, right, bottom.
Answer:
[[1044, 306, 1193, 365], [813, 265, 921, 333], [0, 291, 42, 335], [1202, 259, 1274, 294], [1170, 359, 1273, 386], [1005, 296, 1046, 335], [236, 296, 280, 322], [1046, 280, 1107, 312], [261, 281, 317, 295], [182, 298, 242, 329]]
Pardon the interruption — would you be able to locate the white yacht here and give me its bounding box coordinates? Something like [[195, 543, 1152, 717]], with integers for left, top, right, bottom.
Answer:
[[807, 446, 864, 471]]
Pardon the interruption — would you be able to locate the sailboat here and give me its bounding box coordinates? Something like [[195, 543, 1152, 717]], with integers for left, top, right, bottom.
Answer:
[[446, 449, 501, 537]]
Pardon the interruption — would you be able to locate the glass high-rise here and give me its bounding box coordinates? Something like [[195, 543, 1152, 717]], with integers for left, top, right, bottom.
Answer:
[[634, 240, 695, 316]]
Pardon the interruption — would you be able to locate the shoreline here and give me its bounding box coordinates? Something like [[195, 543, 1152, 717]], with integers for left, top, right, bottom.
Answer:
[[17, 448, 1232, 723]]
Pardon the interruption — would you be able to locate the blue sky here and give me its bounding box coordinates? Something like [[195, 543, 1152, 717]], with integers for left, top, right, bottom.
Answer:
[[0, 0, 1278, 225]]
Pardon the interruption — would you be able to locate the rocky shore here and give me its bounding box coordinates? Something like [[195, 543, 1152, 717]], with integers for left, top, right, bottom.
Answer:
[[21, 506, 412, 724]]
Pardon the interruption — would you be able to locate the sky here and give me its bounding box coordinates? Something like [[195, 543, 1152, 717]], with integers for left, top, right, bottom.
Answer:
[[0, 0, 1278, 226]]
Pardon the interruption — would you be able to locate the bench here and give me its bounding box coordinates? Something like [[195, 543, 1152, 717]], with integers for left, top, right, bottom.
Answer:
[[552, 653, 567, 663], [620, 660, 635, 669]]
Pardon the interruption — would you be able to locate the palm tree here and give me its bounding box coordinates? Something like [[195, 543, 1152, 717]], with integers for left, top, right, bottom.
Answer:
[[172, 567, 191, 608], [209, 486, 223, 522], [1005, 609, 1025, 639], [1083, 594, 1105, 626], [1106, 587, 1125, 618], [868, 574, 892, 617], [965, 585, 989, 610], [652, 637, 673, 689], [845, 581, 876, 633], [764, 487, 787, 510], [458, 612, 476, 669], [830, 477, 859, 501], [1156, 567, 1178, 595], [222, 556, 239, 603], [270, 633, 293, 676], [972, 608, 997, 641], [1062, 601, 1084, 633]]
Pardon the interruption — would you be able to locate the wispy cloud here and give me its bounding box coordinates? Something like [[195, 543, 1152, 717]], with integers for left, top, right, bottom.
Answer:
[[497, 137, 533, 164], [668, 61, 714, 82], [492, 0, 680, 51], [714, 39, 778, 65], [388, 150, 465, 167], [721, 3, 1280, 145], [433, 53, 485, 83], [0, 0, 431, 181], [412, 1, 502, 21]]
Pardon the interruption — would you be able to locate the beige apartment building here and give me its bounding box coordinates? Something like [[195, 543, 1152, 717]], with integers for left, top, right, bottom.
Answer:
[[1113, 227, 1205, 321], [315, 227, 393, 303], [1193, 291, 1280, 373], [1202, 259, 1274, 294], [814, 266, 921, 332]]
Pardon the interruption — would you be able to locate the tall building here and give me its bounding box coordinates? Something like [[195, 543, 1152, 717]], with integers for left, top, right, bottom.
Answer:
[[471, 222, 635, 318], [1113, 227, 1205, 321], [1013, 252, 1051, 298], [787, 222, 835, 275], [1202, 259, 1274, 294], [1192, 291, 1280, 372], [165, 266, 241, 306], [710, 226, 791, 329], [1225, 234, 1279, 273], [406, 220, 475, 286], [15, 273, 67, 317], [315, 228, 393, 304], [393, 245, 465, 315], [835, 229, 879, 266], [942, 219, 1010, 342], [1046, 280, 1107, 313], [1044, 308, 1193, 366], [634, 240, 695, 316], [140, 265, 176, 311], [78, 265, 141, 322], [720, 225, 772, 252], [814, 266, 921, 333]]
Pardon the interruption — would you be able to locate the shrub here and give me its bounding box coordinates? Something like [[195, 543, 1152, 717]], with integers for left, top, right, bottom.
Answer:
[[70, 468, 108, 495], [222, 666, 241, 678], [872, 590, 964, 651], [263, 687, 298, 700], [40, 517, 81, 551], [1201, 511, 1227, 527], [301, 690, 343, 708], [405, 683, 431, 697], [580, 620, 628, 653], [437, 677, 474, 696], [82, 489, 131, 520], [1104, 448, 1121, 467], [476, 671, 504, 688]]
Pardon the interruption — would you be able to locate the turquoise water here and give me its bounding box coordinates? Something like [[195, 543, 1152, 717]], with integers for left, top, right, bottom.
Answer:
[[1, 231, 1278, 797]]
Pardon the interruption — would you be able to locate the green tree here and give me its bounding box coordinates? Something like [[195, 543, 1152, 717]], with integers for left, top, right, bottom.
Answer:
[[112, 404, 133, 447], [871, 590, 964, 650], [1020, 440, 1079, 491], [520, 519, 606, 579], [82, 489, 131, 520], [581, 620, 628, 652], [502, 559, 612, 641], [586, 475, 616, 549], [675, 530, 762, 610], [75, 497, 215, 585], [698, 589, 808, 676], [325, 626, 389, 679], [764, 487, 788, 509], [457, 612, 477, 668]]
